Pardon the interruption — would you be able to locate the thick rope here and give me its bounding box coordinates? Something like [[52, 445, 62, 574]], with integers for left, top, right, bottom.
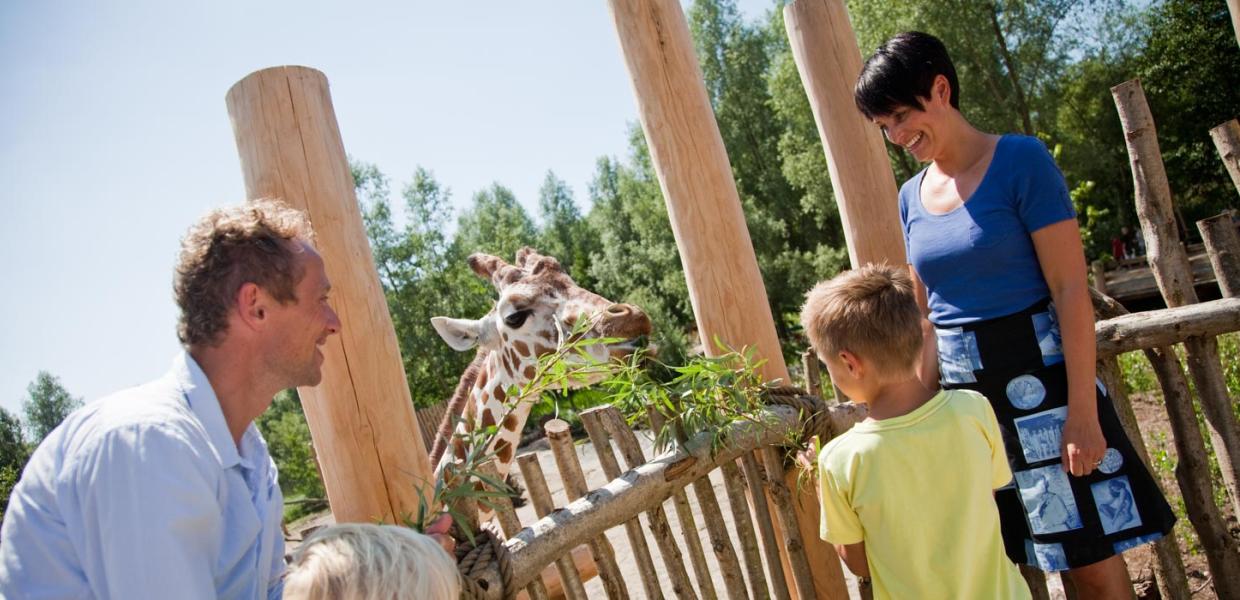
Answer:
[[455, 527, 515, 600], [760, 385, 835, 443]]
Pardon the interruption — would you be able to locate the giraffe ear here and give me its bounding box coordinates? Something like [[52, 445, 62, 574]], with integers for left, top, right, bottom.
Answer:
[[431, 317, 483, 351]]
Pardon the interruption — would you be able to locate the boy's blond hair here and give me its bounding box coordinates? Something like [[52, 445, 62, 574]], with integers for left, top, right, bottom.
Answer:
[[283, 523, 460, 600], [800, 264, 923, 378]]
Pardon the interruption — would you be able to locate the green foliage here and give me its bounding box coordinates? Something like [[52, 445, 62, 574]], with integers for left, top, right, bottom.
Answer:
[[21, 371, 82, 444], [254, 389, 326, 521], [1117, 350, 1156, 393], [354, 161, 493, 409], [602, 341, 779, 456], [1219, 333, 1240, 419], [1135, 0, 1240, 227], [0, 407, 30, 521], [453, 183, 539, 261], [536, 171, 601, 290]]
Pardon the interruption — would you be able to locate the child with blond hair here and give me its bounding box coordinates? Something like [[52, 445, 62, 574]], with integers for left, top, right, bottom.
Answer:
[[283, 523, 460, 600], [802, 264, 1029, 599]]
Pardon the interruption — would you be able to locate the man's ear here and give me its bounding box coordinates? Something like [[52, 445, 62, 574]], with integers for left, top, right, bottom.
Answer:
[[431, 317, 483, 351], [236, 282, 266, 330]]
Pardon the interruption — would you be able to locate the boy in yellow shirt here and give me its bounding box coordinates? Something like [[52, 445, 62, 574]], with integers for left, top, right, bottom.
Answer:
[[801, 265, 1030, 599]]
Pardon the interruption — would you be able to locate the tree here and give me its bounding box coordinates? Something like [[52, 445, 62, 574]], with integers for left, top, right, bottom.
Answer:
[[1135, 0, 1240, 228], [21, 371, 82, 444], [355, 161, 492, 409], [536, 171, 600, 288], [0, 407, 29, 521], [254, 389, 324, 520], [453, 183, 539, 261]]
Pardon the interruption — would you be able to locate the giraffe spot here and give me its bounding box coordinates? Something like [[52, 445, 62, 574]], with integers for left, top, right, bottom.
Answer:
[[494, 386, 507, 403], [502, 413, 519, 431], [453, 438, 466, 460], [502, 332, 508, 343], [481, 408, 496, 429], [534, 343, 554, 357], [537, 329, 555, 343], [508, 348, 521, 367], [476, 366, 489, 390], [523, 365, 536, 380], [495, 439, 513, 463], [513, 340, 529, 357]]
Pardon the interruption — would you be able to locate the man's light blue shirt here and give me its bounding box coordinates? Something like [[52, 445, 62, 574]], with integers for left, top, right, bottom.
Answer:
[[0, 352, 285, 599]]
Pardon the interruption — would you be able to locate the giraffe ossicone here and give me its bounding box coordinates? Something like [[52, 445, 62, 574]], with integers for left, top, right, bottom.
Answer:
[[428, 247, 653, 488]]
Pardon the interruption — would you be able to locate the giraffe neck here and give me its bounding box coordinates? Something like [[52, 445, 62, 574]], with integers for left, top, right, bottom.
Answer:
[[463, 349, 538, 478]]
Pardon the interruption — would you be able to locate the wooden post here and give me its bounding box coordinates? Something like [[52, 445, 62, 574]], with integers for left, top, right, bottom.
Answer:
[[1198, 213, 1240, 298], [545, 419, 630, 599], [225, 66, 431, 524], [1097, 359, 1190, 599], [780, 2, 909, 597], [1091, 293, 1240, 600], [1210, 120, 1240, 197], [1090, 260, 1108, 295], [604, 2, 850, 598], [783, 0, 906, 269], [1112, 79, 1240, 518], [604, 0, 788, 385]]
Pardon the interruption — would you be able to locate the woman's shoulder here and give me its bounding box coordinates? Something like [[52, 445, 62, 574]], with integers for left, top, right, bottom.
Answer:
[[998, 133, 1054, 161], [898, 167, 928, 206]]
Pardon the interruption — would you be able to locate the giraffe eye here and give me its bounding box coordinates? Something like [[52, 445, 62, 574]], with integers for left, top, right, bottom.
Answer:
[[503, 309, 532, 329]]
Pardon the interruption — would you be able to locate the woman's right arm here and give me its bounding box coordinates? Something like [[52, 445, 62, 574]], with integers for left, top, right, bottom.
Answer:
[[910, 266, 940, 391]]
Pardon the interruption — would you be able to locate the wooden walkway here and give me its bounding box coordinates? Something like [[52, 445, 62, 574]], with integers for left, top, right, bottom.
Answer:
[[1095, 243, 1224, 305]]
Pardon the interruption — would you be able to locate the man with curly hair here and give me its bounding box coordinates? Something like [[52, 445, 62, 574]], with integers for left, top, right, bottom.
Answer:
[[0, 199, 341, 599]]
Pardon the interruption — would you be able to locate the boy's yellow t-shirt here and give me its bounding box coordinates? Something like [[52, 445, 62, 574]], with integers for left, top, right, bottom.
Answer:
[[817, 389, 1031, 600]]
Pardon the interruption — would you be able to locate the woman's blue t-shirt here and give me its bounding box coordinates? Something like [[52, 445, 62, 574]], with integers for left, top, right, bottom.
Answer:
[[900, 134, 1076, 326]]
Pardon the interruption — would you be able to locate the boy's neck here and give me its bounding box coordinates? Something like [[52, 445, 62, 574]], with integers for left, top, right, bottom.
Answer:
[[861, 375, 937, 421]]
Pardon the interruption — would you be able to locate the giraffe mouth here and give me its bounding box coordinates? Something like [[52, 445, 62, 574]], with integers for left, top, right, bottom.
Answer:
[[606, 335, 657, 359]]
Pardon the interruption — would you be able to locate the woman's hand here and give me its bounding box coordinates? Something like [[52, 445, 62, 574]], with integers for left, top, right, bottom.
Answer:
[[1061, 409, 1106, 477]]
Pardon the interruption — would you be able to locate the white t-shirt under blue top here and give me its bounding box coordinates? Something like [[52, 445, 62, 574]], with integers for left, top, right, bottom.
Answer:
[[900, 134, 1077, 326], [0, 352, 285, 600]]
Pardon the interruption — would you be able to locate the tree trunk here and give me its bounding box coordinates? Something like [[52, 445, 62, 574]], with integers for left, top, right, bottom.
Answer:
[[988, 3, 1034, 135]]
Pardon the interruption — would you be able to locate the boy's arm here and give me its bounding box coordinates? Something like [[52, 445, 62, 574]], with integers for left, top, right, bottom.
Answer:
[[835, 542, 870, 578]]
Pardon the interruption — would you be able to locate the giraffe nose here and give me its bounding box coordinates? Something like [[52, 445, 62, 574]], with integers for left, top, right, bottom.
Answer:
[[606, 303, 633, 317]]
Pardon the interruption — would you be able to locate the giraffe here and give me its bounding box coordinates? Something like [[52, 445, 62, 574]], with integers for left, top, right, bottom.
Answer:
[[428, 247, 652, 486]]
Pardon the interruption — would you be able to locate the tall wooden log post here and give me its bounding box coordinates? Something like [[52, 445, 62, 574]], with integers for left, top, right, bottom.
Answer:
[[781, 1, 913, 596], [1210, 120, 1240, 198], [604, 2, 843, 598], [226, 66, 433, 524], [1112, 79, 1240, 519], [784, 0, 906, 269]]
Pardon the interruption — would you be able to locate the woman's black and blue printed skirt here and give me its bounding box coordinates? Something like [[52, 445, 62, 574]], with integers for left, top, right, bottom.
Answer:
[[935, 298, 1176, 572]]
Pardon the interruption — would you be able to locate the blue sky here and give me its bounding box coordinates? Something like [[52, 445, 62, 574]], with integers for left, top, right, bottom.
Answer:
[[0, 0, 775, 414]]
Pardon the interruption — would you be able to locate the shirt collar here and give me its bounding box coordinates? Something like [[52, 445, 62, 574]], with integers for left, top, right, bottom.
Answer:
[[171, 351, 243, 469]]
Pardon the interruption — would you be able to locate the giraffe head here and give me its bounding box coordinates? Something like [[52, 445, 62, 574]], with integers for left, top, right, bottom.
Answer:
[[429, 247, 652, 475], [432, 247, 652, 384]]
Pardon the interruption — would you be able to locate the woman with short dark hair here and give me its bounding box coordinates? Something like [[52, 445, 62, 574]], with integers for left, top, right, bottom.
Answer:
[[855, 31, 1175, 597]]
